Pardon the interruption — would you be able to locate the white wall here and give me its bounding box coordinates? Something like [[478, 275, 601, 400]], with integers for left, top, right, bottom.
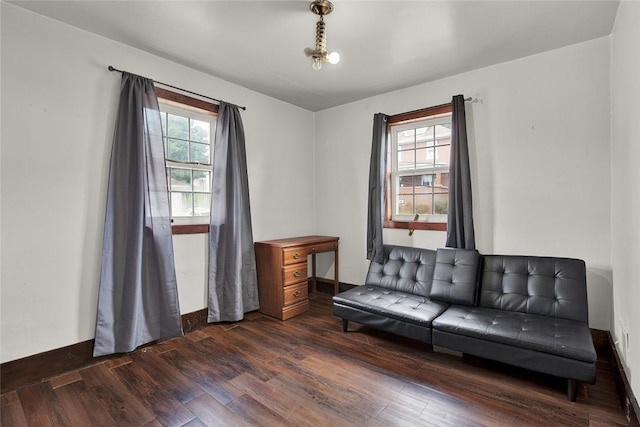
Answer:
[[315, 37, 612, 330], [611, 0, 640, 400], [0, 3, 315, 363]]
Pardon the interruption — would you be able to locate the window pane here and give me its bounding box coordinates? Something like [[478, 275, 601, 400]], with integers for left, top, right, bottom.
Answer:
[[438, 172, 450, 189], [167, 138, 189, 162], [415, 194, 432, 215], [167, 114, 189, 139], [191, 142, 210, 164], [170, 168, 192, 191], [396, 194, 413, 216], [415, 147, 431, 168], [434, 193, 448, 214], [435, 123, 451, 141], [416, 126, 434, 147], [415, 188, 430, 196], [397, 129, 415, 149], [190, 119, 210, 143], [434, 145, 450, 166], [171, 192, 193, 216], [397, 150, 416, 171], [193, 170, 210, 193], [193, 193, 211, 216], [398, 175, 417, 189]]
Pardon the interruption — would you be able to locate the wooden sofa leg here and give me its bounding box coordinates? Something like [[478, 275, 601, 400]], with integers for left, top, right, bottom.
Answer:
[[568, 379, 578, 402], [342, 319, 348, 332]]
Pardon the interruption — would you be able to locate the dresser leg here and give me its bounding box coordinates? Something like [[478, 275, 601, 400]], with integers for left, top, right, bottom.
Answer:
[[342, 319, 348, 332], [312, 253, 317, 293]]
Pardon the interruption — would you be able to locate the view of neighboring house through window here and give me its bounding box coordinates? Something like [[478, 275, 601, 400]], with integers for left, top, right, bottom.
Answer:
[[389, 112, 452, 224], [158, 100, 216, 225]]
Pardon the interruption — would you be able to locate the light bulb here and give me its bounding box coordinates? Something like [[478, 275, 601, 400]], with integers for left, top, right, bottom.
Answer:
[[312, 58, 322, 71], [327, 51, 340, 65]]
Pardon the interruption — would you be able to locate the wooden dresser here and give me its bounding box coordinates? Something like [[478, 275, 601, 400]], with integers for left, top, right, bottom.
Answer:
[[254, 235, 339, 320]]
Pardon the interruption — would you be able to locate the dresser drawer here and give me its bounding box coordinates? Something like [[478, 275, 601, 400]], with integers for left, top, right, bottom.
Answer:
[[283, 247, 308, 265], [283, 263, 307, 286], [283, 282, 308, 307], [308, 241, 338, 253]]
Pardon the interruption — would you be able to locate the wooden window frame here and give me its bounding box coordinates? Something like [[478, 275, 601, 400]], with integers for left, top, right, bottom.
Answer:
[[384, 103, 452, 232], [156, 87, 218, 235]]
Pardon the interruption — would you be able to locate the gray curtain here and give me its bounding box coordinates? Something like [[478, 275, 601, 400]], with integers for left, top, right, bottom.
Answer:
[[207, 102, 259, 322], [94, 73, 183, 357], [367, 113, 389, 264], [445, 95, 476, 249]]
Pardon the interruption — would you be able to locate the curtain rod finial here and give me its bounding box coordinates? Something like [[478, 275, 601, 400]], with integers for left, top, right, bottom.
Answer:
[[108, 65, 114, 71]]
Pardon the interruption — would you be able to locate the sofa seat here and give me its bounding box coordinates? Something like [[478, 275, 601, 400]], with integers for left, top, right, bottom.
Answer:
[[334, 285, 449, 327], [432, 306, 597, 363]]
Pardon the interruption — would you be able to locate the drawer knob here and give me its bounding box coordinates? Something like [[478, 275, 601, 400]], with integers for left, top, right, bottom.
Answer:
[[293, 253, 300, 259], [293, 290, 301, 298], [293, 270, 302, 277]]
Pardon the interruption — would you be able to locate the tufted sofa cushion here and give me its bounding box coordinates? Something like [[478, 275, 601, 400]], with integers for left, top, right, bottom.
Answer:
[[479, 255, 588, 323], [333, 285, 449, 327], [432, 306, 597, 363], [430, 248, 481, 306], [365, 245, 436, 298]]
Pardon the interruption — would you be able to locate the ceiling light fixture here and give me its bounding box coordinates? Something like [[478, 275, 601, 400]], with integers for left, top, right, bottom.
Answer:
[[304, 0, 340, 71]]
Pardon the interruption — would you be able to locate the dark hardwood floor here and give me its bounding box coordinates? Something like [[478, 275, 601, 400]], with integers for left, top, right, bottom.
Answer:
[[1, 293, 627, 426]]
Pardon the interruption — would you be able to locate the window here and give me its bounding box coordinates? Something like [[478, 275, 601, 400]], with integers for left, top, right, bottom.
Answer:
[[156, 88, 218, 232], [385, 104, 452, 231]]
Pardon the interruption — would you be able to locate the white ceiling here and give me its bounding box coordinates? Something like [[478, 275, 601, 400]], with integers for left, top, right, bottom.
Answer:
[[10, 0, 620, 111]]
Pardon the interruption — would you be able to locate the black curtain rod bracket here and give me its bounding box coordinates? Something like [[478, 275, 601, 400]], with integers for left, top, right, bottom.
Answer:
[[108, 65, 246, 111]]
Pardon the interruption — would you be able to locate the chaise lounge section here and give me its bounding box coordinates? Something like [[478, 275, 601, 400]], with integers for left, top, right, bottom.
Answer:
[[332, 245, 597, 401]]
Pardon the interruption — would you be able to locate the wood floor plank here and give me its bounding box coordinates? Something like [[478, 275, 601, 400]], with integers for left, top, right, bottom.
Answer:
[[377, 403, 456, 427], [157, 345, 242, 405], [192, 336, 260, 381], [16, 381, 71, 426], [225, 393, 295, 426], [297, 352, 423, 417], [180, 418, 209, 427], [0, 399, 29, 427], [266, 358, 379, 425], [48, 370, 83, 389], [235, 318, 308, 361], [184, 393, 251, 427], [110, 359, 196, 426], [141, 419, 165, 427], [203, 329, 280, 381], [51, 380, 94, 426], [130, 349, 206, 404], [0, 390, 19, 406], [58, 375, 119, 426], [407, 362, 585, 426], [284, 402, 363, 427], [227, 372, 308, 422], [171, 337, 242, 381], [79, 363, 155, 425]]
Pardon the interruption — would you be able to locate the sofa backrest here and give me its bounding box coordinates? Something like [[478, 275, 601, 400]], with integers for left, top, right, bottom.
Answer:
[[430, 248, 481, 306], [479, 255, 589, 323], [365, 245, 436, 298]]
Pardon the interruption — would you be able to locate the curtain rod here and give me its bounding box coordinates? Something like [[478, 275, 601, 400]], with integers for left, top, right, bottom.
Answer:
[[107, 66, 247, 111], [386, 96, 477, 124]]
